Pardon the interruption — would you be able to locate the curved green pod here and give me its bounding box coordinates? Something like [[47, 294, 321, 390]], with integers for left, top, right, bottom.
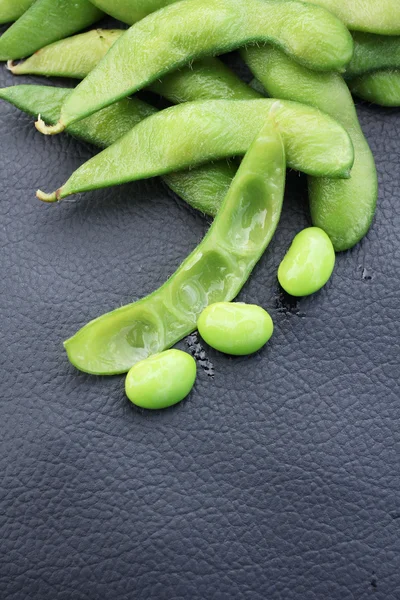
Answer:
[[36, 98, 354, 202], [89, 0, 177, 24], [349, 70, 400, 106], [8, 29, 259, 102], [0, 0, 34, 24], [0, 0, 104, 61], [307, 0, 400, 35], [346, 32, 400, 79], [64, 120, 286, 375], [36, 0, 353, 133], [0, 84, 235, 216], [243, 46, 377, 251]]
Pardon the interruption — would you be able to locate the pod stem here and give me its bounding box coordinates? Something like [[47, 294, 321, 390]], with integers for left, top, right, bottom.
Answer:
[[36, 189, 59, 203], [6, 60, 18, 74], [35, 115, 65, 135]]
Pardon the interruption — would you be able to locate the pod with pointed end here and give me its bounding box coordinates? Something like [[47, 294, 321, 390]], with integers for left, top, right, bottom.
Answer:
[[36, 98, 354, 202], [64, 119, 286, 375], [36, 0, 352, 134]]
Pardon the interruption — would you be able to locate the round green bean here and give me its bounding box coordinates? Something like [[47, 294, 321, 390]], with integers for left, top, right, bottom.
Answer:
[[0, 84, 235, 216], [35, 0, 353, 134], [349, 70, 400, 106], [0, 0, 104, 61], [243, 47, 377, 251], [64, 119, 286, 375], [0, 0, 34, 24], [346, 32, 400, 79], [307, 0, 400, 35], [36, 99, 354, 203]]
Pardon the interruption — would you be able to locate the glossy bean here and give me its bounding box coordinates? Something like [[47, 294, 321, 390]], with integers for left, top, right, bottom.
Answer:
[[349, 70, 400, 106], [36, 0, 352, 134], [307, 0, 400, 35], [0, 84, 235, 216], [0, 0, 104, 61], [198, 303, 274, 356], [0, 0, 34, 24], [64, 119, 286, 375], [243, 46, 377, 251], [125, 350, 196, 410], [278, 228, 335, 297], [36, 98, 354, 202], [346, 33, 400, 79]]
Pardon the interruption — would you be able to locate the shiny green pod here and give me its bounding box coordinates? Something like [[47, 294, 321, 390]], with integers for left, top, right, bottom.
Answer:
[[349, 70, 400, 106], [37, 98, 354, 202], [307, 0, 400, 35], [36, 0, 353, 133], [243, 46, 377, 251], [0, 0, 104, 61], [197, 303, 274, 356], [0, 84, 235, 216], [125, 350, 196, 410], [64, 119, 286, 375], [0, 0, 34, 24], [278, 227, 335, 297], [346, 32, 400, 79]]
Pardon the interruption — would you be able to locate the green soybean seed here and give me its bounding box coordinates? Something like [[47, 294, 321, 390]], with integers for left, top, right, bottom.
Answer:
[[278, 227, 335, 297], [349, 70, 400, 107], [198, 303, 273, 356], [36, 98, 354, 202], [63, 118, 286, 375], [36, 0, 352, 134], [125, 350, 196, 410], [0, 0, 34, 24], [0, 0, 104, 61]]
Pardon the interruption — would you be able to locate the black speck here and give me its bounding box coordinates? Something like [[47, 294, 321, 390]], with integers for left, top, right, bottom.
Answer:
[[186, 332, 215, 378], [358, 265, 373, 281], [371, 577, 377, 589], [275, 289, 305, 317]]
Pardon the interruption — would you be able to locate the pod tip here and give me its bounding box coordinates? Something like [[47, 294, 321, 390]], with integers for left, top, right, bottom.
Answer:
[[35, 114, 65, 135], [36, 189, 59, 203], [6, 60, 17, 74]]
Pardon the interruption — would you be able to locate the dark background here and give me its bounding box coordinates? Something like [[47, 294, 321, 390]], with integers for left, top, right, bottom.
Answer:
[[0, 19, 400, 600]]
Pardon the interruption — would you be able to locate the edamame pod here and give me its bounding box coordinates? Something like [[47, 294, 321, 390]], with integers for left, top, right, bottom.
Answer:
[[243, 47, 377, 251], [0, 0, 104, 61], [36, 99, 354, 202], [89, 0, 177, 25], [64, 119, 286, 375], [36, 0, 353, 134], [346, 33, 400, 79], [9, 29, 259, 102], [0, 0, 34, 24], [349, 70, 400, 107], [307, 0, 400, 35], [0, 84, 235, 216]]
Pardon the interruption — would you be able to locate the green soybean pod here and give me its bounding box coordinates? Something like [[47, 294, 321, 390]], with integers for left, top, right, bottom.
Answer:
[[125, 350, 196, 410], [0, 84, 236, 216], [36, 0, 352, 134], [64, 118, 286, 375], [243, 46, 377, 252], [36, 98, 354, 203], [0, 0, 34, 24], [198, 303, 274, 356], [90, 0, 177, 24], [0, 0, 104, 61], [307, 0, 400, 35], [278, 227, 335, 297], [349, 70, 400, 106], [346, 32, 400, 79]]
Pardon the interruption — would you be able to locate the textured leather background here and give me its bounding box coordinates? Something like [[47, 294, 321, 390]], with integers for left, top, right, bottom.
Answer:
[[1, 24, 400, 599]]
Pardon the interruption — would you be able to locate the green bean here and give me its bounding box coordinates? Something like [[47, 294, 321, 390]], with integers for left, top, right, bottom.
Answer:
[[0, 84, 235, 216], [349, 70, 400, 107], [307, 0, 400, 35], [346, 32, 400, 79], [0, 0, 104, 61], [90, 0, 177, 25], [36, 99, 354, 203], [35, 0, 353, 134], [0, 0, 34, 24], [243, 46, 377, 251], [64, 119, 286, 375], [8, 29, 259, 102]]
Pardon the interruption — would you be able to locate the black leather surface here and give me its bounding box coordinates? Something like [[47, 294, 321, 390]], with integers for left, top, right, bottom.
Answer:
[[1, 44, 400, 600]]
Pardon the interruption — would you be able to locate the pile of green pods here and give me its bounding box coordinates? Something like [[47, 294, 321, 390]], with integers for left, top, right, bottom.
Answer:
[[0, 0, 398, 408]]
